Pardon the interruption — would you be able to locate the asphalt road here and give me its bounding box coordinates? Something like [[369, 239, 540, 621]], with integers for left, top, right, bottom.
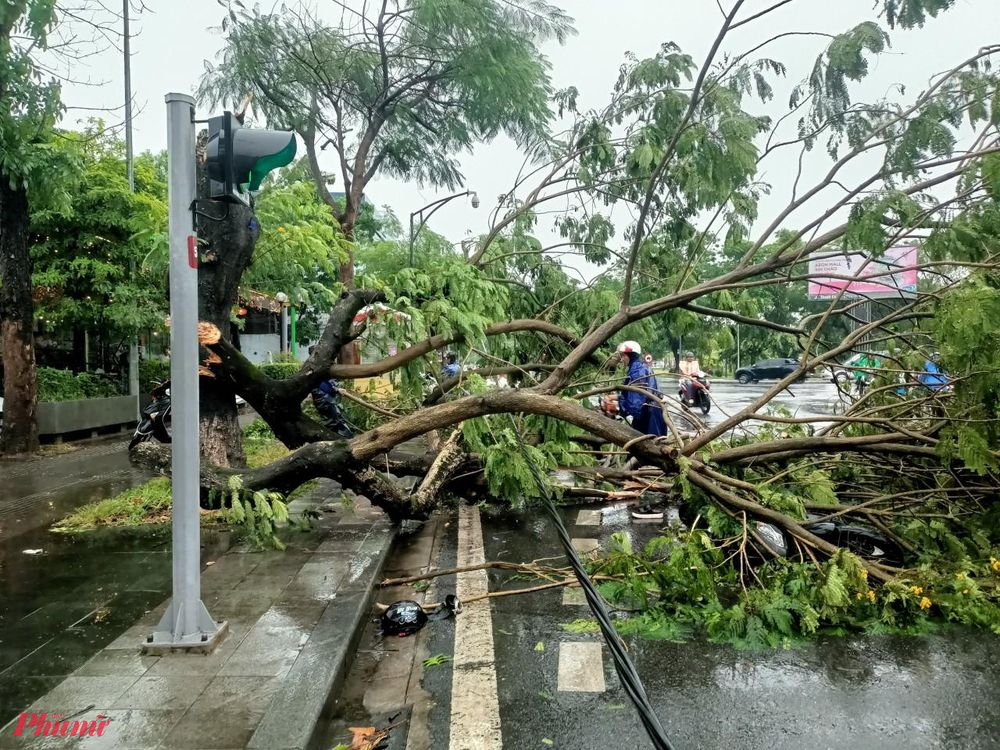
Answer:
[[406, 507, 1000, 750], [672, 376, 844, 429]]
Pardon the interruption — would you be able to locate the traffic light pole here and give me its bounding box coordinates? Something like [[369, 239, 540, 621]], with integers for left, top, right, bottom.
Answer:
[[145, 93, 227, 652]]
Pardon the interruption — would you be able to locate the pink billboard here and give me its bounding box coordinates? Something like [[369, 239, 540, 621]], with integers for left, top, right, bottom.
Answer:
[[808, 245, 918, 299]]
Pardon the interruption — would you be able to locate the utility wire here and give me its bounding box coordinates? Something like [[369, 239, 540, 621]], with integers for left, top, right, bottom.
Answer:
[[504, 415, 675, 750]]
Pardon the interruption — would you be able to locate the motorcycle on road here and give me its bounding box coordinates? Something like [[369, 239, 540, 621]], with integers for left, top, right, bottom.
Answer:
[[678, 371, 711, 415]]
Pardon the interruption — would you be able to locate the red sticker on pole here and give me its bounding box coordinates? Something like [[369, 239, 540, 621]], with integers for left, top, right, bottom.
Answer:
[[187, 235, 198, 269]]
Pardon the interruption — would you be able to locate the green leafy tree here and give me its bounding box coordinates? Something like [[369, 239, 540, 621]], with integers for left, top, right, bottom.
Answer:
[[31, 127, 169, 356], [199, 0, 575, 296], [0, 1, 76, 453]]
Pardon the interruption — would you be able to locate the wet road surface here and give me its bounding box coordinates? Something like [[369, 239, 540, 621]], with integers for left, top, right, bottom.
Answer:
[[477, 508, 1000, 749], [683, 377, 844, 429], [390, 505, 1000, 749], [0, 437, 149, 542]]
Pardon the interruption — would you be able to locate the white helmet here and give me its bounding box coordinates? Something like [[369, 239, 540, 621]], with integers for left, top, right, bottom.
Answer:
[[617, 340, 642, 355]]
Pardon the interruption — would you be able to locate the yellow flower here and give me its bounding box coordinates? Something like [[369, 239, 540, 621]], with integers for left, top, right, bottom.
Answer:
[[910, 586, 923, 595], [956, 572, 966, 580], [866, 589, 876, 603], [860, 569, 869, 581], [855, 592, 864, 601], [991, 557, 1000, 573], [277, 226, 286, 234], [963, 588, 970, 595], [919, 596, 932, 610]]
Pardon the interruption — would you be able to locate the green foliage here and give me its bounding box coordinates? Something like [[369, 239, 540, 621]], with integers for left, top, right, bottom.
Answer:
[[0, 1, 77, 210], [931, 273, 1000, 473], [881, 0, 957, 28], [242, 179, 349, 310], [258, 361, 301, 380], [138, 359, 171, 394], [36, 367, 121, 401], [30, 125, 169, 337], [200, 0, 573, 194], [242, 417, 276, 441], [589, 526, 1000, 648], [219, 475, 291, 551]]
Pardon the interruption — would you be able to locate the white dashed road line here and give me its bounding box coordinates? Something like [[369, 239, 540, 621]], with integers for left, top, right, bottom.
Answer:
[[557, 642, 606, 692], [449, 505, 502, 750]]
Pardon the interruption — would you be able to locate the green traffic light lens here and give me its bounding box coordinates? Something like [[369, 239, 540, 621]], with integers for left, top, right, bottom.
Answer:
[[247, 136, 297, 191]]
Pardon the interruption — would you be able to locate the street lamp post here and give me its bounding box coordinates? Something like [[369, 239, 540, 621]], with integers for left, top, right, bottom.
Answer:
[[409, 190, 479, 267], [275, 292, 289, 354]]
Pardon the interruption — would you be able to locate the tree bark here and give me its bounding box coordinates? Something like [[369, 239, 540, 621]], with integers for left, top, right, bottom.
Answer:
[[0, 175, 39, 454], [194, 140, 258, 466]]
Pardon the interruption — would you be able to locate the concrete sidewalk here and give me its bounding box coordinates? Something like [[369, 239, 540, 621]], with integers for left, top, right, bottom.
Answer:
[[0, 483, 394, 750]]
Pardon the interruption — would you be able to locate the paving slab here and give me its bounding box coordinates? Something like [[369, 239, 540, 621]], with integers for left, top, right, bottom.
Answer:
[[2, 486, 395, 750]]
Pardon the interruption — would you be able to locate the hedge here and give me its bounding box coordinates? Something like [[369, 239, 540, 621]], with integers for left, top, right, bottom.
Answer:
[[36, 368, 122, 402]]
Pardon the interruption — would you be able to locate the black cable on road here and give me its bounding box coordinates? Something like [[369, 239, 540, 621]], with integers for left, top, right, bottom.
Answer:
[[505, 415, 676, 750]]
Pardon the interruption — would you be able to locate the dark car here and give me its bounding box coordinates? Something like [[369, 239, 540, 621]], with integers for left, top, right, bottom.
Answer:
[[735, 358, 800, 384]]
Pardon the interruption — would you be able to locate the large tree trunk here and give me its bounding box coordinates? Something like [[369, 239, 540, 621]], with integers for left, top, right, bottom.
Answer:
[[0, 175, 39, 454], [338, 215, 360, 365], [193, 141, 257, 466]]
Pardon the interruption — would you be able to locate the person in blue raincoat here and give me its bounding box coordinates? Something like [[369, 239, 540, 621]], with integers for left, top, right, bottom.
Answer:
[[918, 352, 950, 391], [442, 352, 461, 378], [616, 341, 668, 437]]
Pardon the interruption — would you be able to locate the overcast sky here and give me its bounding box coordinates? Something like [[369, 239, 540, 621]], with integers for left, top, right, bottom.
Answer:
[[59, 0, 996, 261]]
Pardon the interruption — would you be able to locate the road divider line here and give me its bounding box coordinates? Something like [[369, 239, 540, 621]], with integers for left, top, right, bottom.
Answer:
[[449, 505, 502, 750], [557, 641, 606, 692]]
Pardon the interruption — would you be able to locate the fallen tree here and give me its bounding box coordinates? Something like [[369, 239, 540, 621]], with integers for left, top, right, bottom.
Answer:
[[130, 0, 1000, 639]]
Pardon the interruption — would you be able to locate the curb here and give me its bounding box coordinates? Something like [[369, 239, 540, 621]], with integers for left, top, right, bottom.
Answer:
[[247, 523, 396, 750]]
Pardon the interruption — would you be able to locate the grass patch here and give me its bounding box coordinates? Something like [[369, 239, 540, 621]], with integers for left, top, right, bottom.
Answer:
[[54, 432, 293, 536], [245, 437, 290, 468], [54, 477, 178, 531]]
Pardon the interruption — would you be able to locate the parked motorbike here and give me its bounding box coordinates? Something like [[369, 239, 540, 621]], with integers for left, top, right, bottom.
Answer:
[[129, 381, 172, 450], [678, 372, 711, 415]]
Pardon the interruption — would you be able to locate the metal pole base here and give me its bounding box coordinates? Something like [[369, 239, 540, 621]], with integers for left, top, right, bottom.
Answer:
[[142, 600, 229, 654]]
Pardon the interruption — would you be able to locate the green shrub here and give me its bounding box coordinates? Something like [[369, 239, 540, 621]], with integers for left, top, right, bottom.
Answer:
[[242, 417, 276, 441], [36, 367, 121, 402], [139, 358, 171, 394], [259, 361, 301, 380]]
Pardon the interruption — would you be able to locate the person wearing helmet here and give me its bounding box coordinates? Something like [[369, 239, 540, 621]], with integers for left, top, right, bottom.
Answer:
[[679, 351, 701, 378], [616, 341, 667, 436]]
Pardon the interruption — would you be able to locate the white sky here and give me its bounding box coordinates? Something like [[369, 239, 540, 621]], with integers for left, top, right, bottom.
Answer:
[[59, 0, 997, 260]]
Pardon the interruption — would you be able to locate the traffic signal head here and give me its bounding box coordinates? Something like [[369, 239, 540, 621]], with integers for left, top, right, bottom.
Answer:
[[206, 112, 296, 202]]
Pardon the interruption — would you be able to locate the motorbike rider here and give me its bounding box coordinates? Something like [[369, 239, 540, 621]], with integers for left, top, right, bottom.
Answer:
[[679, 351, 701, 376], [679, 350, 705, 403], [617, 341, 667, 437], [918, 352, 950, 391], [853, 351, 881, 390], [307, 345, 352, 437], [442, 352, 461, 379]]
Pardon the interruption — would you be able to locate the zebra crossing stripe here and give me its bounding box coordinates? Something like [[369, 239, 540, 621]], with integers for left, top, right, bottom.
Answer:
[[557, 641, 606, 692]]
